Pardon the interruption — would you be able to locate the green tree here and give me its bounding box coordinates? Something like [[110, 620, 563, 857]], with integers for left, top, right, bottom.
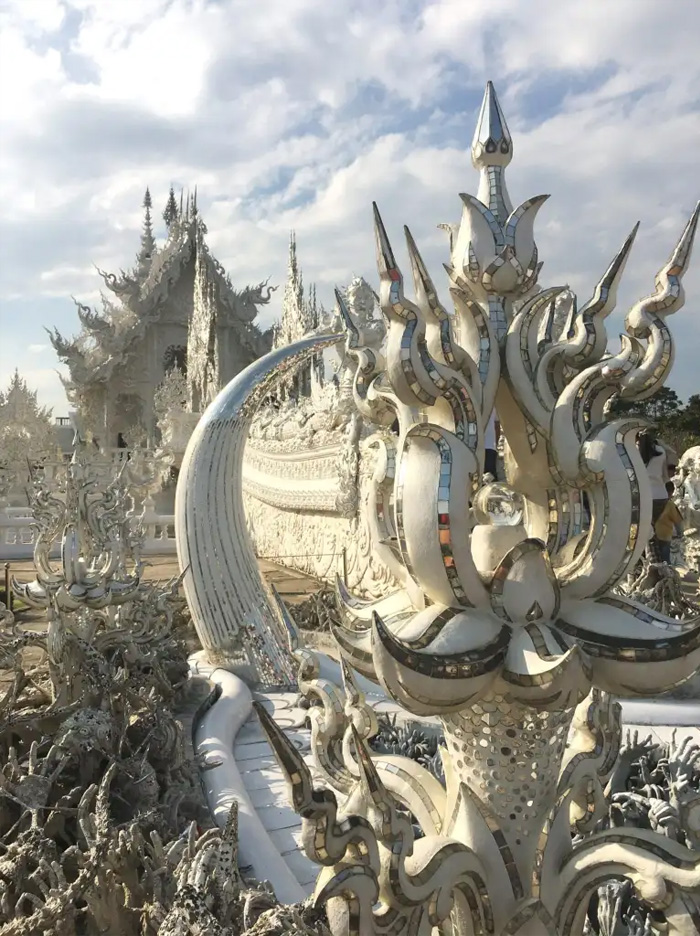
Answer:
[[163, 185, 179, 229], [608, 387, 699, 456], [608, 386, 682, 422]]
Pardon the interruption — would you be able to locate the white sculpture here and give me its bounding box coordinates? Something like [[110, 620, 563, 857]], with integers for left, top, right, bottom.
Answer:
[[153, 366, 200, 463], [1, 430, 333, 934], [0, 370, 58, 503], [176, 336, 343, 686], [676, 445, 700, 576], [241, 272, 392, 597], [12, 434, 143, 627], [48, 188, 276, 447], [238, 82, 700, 933]]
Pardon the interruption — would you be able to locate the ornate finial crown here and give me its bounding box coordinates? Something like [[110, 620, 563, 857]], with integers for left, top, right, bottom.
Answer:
[[471, 80, 513, 169]]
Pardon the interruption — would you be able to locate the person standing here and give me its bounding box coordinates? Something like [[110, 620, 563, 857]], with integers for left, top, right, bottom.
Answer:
[[651, 481, 684, 564], [637, 431, 670, 523]]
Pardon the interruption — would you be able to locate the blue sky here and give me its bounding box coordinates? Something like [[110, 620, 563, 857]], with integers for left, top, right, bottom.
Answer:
[[0, 0, 698, 414]]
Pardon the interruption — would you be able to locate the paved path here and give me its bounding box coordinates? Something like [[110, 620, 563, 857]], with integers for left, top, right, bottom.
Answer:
[[233, 687, 700, 896], [235, 691, 319, 893], [231, 685, 420, 895]]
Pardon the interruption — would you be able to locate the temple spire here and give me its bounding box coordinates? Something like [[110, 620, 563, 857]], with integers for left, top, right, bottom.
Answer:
[[273, 231, 321, 398], [136, 187, 156, 275], [283, 231, 304, 314], [471, 81, 513, 222]]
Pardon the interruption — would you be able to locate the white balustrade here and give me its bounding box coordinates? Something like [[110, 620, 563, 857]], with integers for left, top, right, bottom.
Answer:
[[0, 509, 177, 560]]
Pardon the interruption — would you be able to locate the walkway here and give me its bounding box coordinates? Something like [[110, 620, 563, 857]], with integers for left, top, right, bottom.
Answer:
[[231, 685, 700, 896], [234, 690, 318, 893]]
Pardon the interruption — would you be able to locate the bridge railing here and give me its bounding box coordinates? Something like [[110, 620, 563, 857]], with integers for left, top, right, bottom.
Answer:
[[0, 509, 177, 560]]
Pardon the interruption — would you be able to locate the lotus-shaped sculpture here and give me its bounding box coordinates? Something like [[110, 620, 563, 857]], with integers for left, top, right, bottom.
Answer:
[[251, 82, 700, 934]]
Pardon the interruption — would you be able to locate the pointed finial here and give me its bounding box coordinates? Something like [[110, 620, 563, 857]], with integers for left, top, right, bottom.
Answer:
[[404, 225, 442, 313], [667, 200, 700, 274], [350, 724, 384, 800], [626, 200, 700, 334], [192, 185, 198, 216], [471, 81, 512, 170], [471, 83, 514, 221], [372, 202, 400, 282], [253, 701, 313, 812], [579, 222, 639, 322], [136, 186, 156, 273]]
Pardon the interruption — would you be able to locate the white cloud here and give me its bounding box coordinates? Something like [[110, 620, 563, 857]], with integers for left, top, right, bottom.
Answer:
[[0, 0, 698, 412]]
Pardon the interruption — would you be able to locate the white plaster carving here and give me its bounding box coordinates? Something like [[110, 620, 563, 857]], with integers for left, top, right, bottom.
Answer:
[[243, 82, 700, 933], [0, 370, 59, 504], [48, 189, 275, 447], [676, 445, 700, 577]]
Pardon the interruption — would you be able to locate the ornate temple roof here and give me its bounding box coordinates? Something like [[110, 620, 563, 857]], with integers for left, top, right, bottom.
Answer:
[[48, 188, 275, 396], [272, 232, 322, 350]]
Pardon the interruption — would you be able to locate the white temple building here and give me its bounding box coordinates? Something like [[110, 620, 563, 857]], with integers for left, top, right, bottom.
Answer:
[[49, 188, 276, 448]]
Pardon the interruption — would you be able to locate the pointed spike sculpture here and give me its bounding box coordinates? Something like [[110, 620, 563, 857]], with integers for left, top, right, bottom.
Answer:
[[405, 225, 441, 313], [450, 87, 548, 308], [339, 656, 360, 700], [350, 722, 385, 802], [626, 202, 700, 338], [372, 201, 401, 284], [533, 223, 640, 409], [253, 700, 314, 812], [405, 224, 467, 372], [471, 80, 513, 169], [620, 201, 700, 399], [335, 287, 360, 345], [340, 657, 379, 741], [578, 222, 639, 325], [372, 202, 442, 408], [471, 81, 513, 222]]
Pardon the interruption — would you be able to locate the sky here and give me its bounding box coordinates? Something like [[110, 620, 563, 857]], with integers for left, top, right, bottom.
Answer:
[[0, 0, 699, 416]]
